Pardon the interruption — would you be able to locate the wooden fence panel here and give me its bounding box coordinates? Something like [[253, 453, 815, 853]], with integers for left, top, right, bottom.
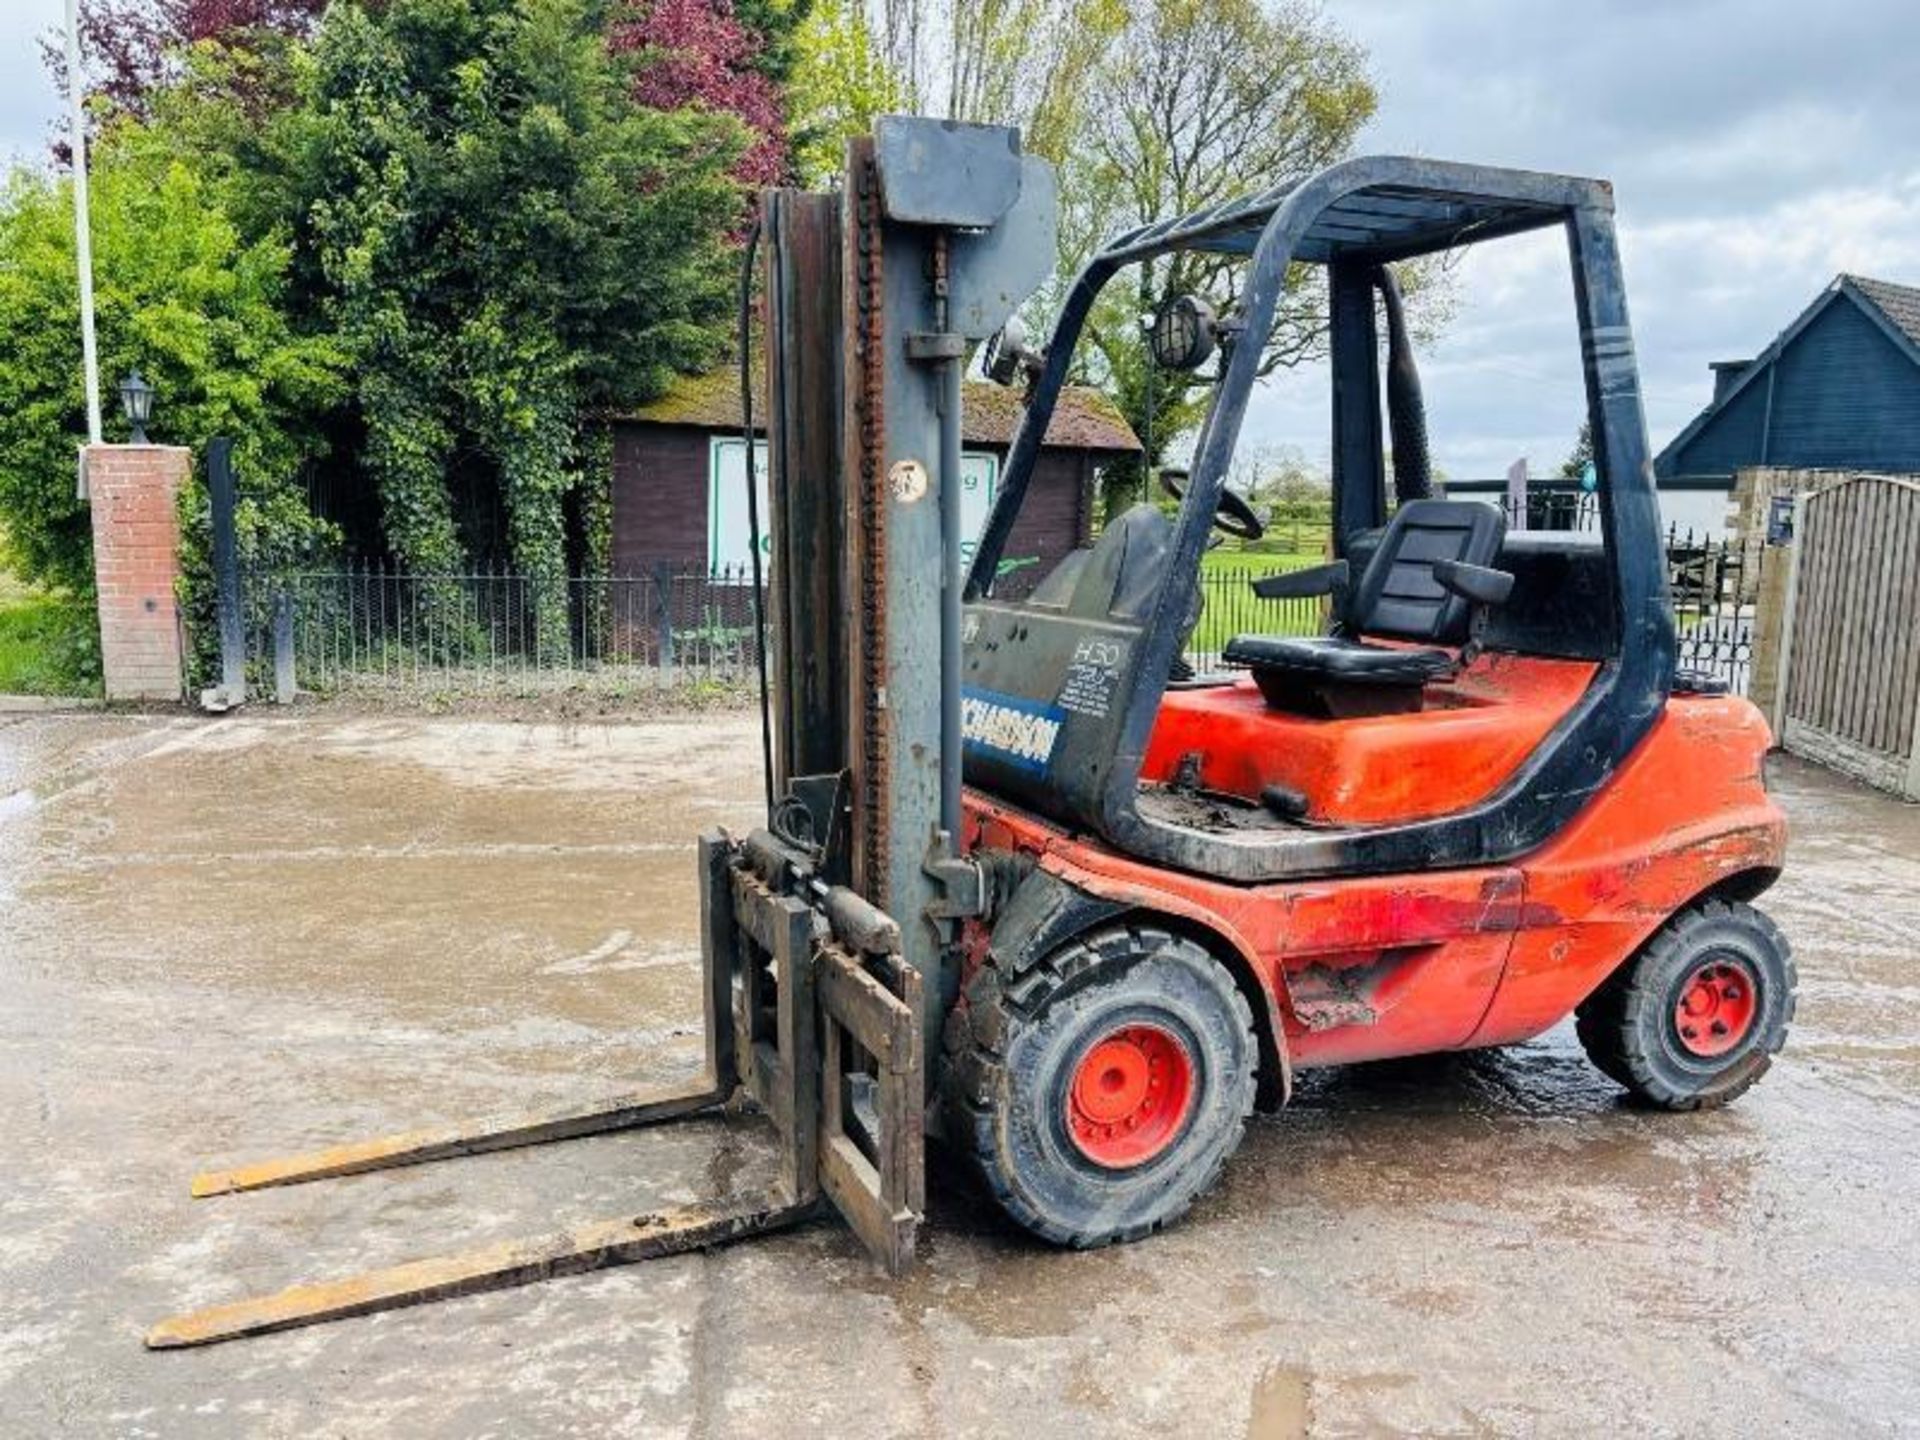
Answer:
[[1777, 475, 1920, 798]]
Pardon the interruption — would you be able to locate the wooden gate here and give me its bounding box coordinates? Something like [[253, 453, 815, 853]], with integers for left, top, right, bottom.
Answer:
[[1775, 475, 1920, 799]]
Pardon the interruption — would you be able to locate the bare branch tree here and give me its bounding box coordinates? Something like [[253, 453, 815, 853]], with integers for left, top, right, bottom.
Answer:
[[1050, 0, 1383, 513]]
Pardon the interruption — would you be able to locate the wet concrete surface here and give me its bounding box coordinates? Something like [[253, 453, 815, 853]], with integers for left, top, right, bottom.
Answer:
[[0, 709, 1915, 1437]]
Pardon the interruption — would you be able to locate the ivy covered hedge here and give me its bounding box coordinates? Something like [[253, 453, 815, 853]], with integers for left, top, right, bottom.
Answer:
[[0, 0, 756, 664], [0, 116, 340, 596]]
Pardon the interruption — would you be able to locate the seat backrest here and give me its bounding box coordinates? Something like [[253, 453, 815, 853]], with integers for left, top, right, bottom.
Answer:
[[1347, 499, 1506, 644]]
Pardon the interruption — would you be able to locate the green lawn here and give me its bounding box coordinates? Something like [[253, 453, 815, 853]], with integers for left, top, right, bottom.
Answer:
[[0, 566, 101, 698], [1200, 547, 1318, 578], [1191, 541, 1329, 654]]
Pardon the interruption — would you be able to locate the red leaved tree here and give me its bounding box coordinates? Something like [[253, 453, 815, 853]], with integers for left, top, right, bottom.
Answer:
[[609, 0, 789, 187], [52, 0, 324, 119]]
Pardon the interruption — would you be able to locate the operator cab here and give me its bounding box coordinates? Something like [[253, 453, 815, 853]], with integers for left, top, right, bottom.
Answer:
[[960, 158, 1674, 884]]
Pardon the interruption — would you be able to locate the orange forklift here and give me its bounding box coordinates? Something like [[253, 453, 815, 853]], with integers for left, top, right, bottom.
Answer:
[[149, 121, 1790, 1345]]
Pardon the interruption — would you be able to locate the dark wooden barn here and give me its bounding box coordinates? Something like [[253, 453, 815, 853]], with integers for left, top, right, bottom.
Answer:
[[1656, 274, 1920, 488], [609, 371, 1138, 581]]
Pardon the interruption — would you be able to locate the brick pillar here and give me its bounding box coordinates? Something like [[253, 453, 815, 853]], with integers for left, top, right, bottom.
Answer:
[[86, 445, 189, 701]]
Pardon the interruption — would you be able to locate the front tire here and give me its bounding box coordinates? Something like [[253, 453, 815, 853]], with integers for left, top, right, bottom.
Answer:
[[1575, 898, 1795, 1110], [944, 925, 1257, 1247]]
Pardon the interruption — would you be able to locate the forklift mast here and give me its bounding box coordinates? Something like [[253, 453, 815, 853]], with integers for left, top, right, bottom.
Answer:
[[145, 119, 1059, 1347], [759, 121, 1057, 1060]]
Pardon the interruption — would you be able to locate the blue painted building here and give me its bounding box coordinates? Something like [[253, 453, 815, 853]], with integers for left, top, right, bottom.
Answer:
[[1656, 274, 1920, 490]]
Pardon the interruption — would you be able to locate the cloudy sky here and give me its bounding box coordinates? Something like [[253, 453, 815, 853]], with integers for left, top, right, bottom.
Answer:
[[1, 5, 62, 171], [1247, 0, 1920, 477], [5, 0, 1919, 477]]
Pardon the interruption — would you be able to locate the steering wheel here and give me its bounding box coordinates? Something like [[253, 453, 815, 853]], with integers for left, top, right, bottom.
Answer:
[[1160, 469, 1265, 541]]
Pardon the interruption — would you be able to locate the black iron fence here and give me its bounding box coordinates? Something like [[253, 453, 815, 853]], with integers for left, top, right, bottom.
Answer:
[[1187, 570, 1321, 668], [1666, 528, 1764, 695], [242, 563, 767, 696], [1188, 523, 1765, 694], [242, 526, 1763, 700]]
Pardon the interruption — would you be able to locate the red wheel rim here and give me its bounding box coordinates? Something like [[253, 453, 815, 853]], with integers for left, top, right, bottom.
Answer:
[[1672, 957, 1759, 1059], [1065, 1024, 1195, 1169]]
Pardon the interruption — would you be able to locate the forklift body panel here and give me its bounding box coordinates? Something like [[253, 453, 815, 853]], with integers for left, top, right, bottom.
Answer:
[[965, 686, 1781, 1077]]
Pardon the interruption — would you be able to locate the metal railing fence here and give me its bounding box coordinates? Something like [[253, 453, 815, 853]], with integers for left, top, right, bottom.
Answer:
[[1665, 528, 1764, 696], [242, 563, 767, 696], [243, 527, 1762, 700]]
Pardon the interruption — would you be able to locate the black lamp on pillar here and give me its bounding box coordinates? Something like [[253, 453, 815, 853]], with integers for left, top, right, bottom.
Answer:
[[118, 370, 155, 445]]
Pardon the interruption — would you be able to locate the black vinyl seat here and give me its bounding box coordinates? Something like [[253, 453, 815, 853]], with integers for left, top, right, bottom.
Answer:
[[1224, 633, 1455, 685], [1223, 499, 1507, 716]]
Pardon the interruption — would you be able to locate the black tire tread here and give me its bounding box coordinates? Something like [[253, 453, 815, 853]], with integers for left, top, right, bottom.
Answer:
[[1574, 897, 1795, 1111], [942, 924, 1257, 1248]]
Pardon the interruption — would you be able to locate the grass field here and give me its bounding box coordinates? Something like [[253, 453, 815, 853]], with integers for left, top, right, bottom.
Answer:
[[1190, 539, 1329, 656], [1198, 514, 1331, 572], [1199, 546, 1319, 578], [0, 564, 101, 698]]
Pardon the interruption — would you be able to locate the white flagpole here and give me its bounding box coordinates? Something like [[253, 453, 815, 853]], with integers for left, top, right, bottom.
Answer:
[[64, 0, 103, 447]]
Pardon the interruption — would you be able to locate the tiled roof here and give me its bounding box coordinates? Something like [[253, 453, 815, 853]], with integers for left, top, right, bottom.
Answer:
[[621, 364, 1140, 454], [1847, 275, 1920, 352]]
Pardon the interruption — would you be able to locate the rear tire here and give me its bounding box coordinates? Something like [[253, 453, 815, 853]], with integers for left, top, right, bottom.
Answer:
[[943, 926, 1257, 1247], [1575, 898, 1794, 1110]]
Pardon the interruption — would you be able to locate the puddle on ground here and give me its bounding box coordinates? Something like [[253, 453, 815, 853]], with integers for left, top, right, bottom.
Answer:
[[1246, 1364, 1311, 1439]]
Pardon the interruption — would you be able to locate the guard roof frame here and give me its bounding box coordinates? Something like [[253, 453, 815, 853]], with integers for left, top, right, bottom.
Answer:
[[965, 154, 1676, 883]]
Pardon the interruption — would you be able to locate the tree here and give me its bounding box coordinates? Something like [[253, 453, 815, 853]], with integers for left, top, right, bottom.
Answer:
[[767, 0, 1396, 522], [252, 0, 746, 647], [783, 0, 1117, 187], [1232, 442, 1324, 505], [786, 0, 904, 184], [945, 0, 1128, 161], [610, 0, 795, 186], [1053, 0, 1381, 518], [731, 0, 815, 87], [1560, 419, 1593, 479], [1232, 442, 1330, 551], [48, 0, 324, 127], [0, 117, 343, 594], [848, 0, 1109, 147], [52, 0, 812, 136]]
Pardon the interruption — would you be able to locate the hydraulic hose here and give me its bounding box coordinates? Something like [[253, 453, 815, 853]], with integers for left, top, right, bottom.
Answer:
[[1375, 265, 1433, 504], [739, 213, 775, 820]]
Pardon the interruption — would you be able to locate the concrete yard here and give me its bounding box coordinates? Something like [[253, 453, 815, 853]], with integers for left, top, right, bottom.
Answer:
[[1, 708, 1915, 1437]]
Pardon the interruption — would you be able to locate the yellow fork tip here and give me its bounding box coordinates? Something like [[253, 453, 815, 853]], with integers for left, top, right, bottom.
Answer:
[[190, 1173, 237, 1199], [143, 1318, 196, 1350]]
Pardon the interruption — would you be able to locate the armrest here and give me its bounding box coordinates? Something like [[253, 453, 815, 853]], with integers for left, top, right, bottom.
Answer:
[[1432, 558, 1514, 606], [1251, 559, 1349, 601]]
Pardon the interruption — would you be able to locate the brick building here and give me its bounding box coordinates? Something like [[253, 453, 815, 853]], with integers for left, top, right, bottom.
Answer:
[[610, 371, 1138, 581]]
